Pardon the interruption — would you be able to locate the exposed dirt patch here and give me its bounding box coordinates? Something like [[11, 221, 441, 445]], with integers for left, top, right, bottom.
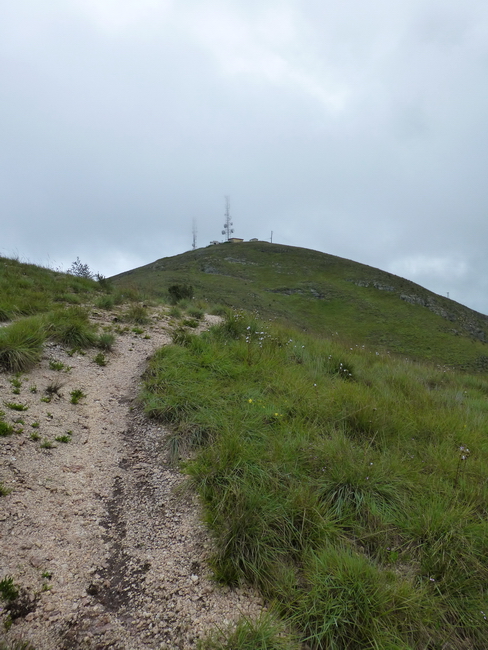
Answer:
[[0, 309, 264, 649]]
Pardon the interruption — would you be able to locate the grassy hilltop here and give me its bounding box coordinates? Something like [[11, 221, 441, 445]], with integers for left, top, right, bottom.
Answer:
[[112, 241, 488, 370], [2, 251, 488, 648]]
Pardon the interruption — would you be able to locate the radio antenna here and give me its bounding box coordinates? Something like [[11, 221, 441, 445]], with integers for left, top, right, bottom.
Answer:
[[221, 196, 234, 241]]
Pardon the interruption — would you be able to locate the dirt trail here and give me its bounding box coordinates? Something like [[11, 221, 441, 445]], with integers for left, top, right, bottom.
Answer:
[[0, 310, 263, 649]]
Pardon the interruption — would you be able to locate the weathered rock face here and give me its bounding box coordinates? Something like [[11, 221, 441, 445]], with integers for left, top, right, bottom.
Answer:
[[354, 280, 395, 292], [350, 277, 488, 343]]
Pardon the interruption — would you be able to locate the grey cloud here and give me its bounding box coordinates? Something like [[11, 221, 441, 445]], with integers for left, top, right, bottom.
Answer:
[[1, 1, 488, 313]]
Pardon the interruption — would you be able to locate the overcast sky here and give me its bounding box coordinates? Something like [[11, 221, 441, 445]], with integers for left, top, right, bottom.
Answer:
[[1, 1, 488, 313]]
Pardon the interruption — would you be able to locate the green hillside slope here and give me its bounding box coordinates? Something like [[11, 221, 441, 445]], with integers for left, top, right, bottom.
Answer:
[[112, 242, 488, 369]]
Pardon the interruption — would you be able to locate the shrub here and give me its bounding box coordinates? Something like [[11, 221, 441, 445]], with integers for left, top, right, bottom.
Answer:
[[168, 283, 193, 304], [69, 257, 93, 279], [95, 273, 113, 291]]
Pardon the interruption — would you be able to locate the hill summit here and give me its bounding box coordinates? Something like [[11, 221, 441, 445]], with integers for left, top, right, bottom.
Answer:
[[112, 242, 488, 370]]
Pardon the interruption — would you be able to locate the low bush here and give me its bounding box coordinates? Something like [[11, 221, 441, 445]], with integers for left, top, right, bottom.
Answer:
[[168, 283, 193, 304]]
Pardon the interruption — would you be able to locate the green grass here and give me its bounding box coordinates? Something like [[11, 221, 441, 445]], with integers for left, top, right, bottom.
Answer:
[[97, 331, 115, 351], [0, 255, 107, 321], [141, 311, 488, 648], [95, 295, 115, 310], [124, 303, 149, 324], [0, 482, 11, 496], [199, 613, 299, 650], [4, 402, 28, 412], [0, 317, 46, 372], [0, 306, 97, 374], [112, 241, 488, 370], [47, 306, 98, 348], [70, 389, 86, 404], [0, 420, 15, 437], [93, 352, 107, 366], [187, 307, 205, 320], [0, 576, 18, 602], [48, 360, 69, 371], [55, 434, 71, 443], [0, 256, 130, 375]]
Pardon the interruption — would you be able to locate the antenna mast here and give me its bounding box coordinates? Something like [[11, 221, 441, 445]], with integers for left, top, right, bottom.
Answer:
[[221, 196, 234, 241], [192, 219, 197, 250]]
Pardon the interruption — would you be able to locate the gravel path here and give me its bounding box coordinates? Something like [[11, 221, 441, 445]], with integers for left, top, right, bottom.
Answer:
[[0, 310, 263, 649]]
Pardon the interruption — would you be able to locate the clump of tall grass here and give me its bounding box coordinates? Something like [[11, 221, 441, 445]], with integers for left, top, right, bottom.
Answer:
[[0, 420, 16, 437], [0, 316, 46, 372], [199, 613, 299, 650], [186, 307, 205, 321], [47, 306, 97, 348], [123, 303, 149, 324], [95, 295, 115, 310], [142, 310, 488, 647], [287, 547, 434, 649], [97, 332, 115, 351]]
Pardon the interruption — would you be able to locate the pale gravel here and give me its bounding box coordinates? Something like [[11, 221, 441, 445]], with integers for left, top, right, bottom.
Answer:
[[0, 309, 264, 649]]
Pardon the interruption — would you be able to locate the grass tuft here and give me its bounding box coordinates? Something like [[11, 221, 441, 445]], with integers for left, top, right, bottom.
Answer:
[[0, 317, 46, 372], [97, 332, 115, 351], [70, 389, 86, 404], [47, 306, 97, 348], [199, 613, 299, 650]]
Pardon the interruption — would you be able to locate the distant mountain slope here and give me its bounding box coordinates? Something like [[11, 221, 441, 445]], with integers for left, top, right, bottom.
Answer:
[[111, 242, 488, 369]]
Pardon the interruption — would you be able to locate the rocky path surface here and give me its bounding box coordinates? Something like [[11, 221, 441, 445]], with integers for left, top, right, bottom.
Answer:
[[0, 310, 263, 649]]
